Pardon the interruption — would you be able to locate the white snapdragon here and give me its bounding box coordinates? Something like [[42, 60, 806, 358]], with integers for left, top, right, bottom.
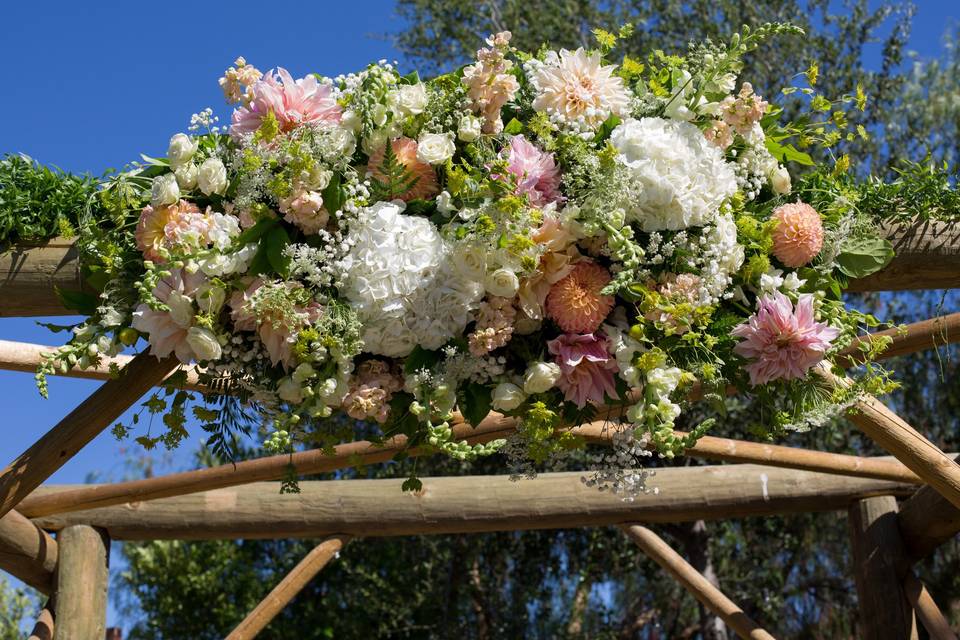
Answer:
[[522, 362, 562, 394], [151, 173, 180, 206], [416, 132, 456, 165], [492, 382, 526, 411], [198, 157, 228, 196], [484, 268, 520, 298], [167, 133, 198, 167], [186, 327, 222, 361]]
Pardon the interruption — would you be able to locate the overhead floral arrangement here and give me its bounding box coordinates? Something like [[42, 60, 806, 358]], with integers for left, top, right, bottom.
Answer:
[[36, 24, 898, 493]]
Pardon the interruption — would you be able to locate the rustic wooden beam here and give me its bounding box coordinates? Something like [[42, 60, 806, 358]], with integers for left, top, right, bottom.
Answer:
[[896, 485, 960, 564], [0, 352, 178, 519], [848, 496, 918, 640], [0, 509, 58, 594], [225, 536, 349, 640], [845, 220, 960, 292], [0, 238, 87, 317], [902, 572, 958, 640], [28, 599, 54, 640], [53, 525, 109, 640], [620, 524, 775, 639], [835, 312, 960, 369], [27, 465, 914, 540]]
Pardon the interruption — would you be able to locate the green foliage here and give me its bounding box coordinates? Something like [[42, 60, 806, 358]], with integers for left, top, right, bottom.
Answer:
[[0, 576, 37, 639]]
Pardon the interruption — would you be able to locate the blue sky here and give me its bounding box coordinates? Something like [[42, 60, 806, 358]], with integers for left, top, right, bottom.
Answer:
[[0, 0, 957, 629]]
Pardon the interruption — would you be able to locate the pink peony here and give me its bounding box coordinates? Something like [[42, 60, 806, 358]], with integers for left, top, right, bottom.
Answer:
[[545, 261, 615, 333], [131, 269, 207, 363], [731, 292, 840, 386], [504, 135, 562, 206], [230, 67, 342, 139], [366, 137, 439, 201], [771, 202, 824, 268], [547, 333, 619, 408]]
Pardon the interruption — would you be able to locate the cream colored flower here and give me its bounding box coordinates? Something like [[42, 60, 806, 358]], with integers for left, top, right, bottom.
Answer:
[[531, 48, 630, 128]]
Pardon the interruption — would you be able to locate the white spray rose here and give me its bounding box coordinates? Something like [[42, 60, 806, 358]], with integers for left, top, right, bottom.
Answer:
[[769, 165, 792, 195], [186, 327, 222, 361], [328, 127, 357, 156], [458, 115, 482, 142], [523, 362, 562, 394], [391, 83, 429, 116], [484, 268, 519, 298], [166, 291, 195, 328], [416, 132, 456, 165], [452, 244, 486, 281], [198, 157, 228, 196], [151, 173, 180, 206], [277, 377, 304, 404], [174, 162, 199, 190], [492, 382, 526, 412], [340, 109, 362, 132], [167, 133, 198, 168], [196, 283, 226, 314]]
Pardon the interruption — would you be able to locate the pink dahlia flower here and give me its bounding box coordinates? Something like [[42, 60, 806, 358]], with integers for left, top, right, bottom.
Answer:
[[547, 333, 619, 408], [545, 261, 615, 333], [731, 292, 840, 386], [135, 200, 206, 261], [366, 137, 439, 201], [505, 135, 562, 206], [771, 202, 824, 268], [230, 67, 342, 139]]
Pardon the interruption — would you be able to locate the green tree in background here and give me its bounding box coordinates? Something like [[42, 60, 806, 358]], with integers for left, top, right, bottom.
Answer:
[[115, 2, 960, 638]]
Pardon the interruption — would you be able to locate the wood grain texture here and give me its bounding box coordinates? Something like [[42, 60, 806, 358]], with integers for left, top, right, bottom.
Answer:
[[27, 600, 54, 640], [848, 496, 917, 640], [621, 525, 776, 640], [0, 238, 87, 317], [0, 509, 58, 594], [226, 536, 349, 640], [902, 572, 958, 640], [0, 352, 178, 519], [897, 485, 960, 564], [846, 220, 960, 292], [53, 525, 109, 640], [27, 465, 915, 540]]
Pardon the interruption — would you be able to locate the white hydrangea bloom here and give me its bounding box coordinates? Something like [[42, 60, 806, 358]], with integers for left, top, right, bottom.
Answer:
[[611, 117, 737, 230], [339, 201, 482, 357]]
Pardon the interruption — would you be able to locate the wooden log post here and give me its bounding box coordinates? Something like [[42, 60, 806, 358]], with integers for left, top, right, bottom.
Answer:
[[845, 220, 960, 292], [835, 312, 960, 369], [28, 599, 55, 640], [620, 525, 775, 639], [902, 572, 958, 640], [0, 238, 87, 317], [0, 352, 178, 518], [53, 525, 109, 640], [848, 496, 917, 640], [27, 465, 915, 540], [0, 509, 58, 594], [897, 485, 960, 564], [226, 536, 349, 640]]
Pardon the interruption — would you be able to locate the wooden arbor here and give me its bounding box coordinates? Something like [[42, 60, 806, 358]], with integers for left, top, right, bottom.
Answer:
[[0, 219, 958, 639]]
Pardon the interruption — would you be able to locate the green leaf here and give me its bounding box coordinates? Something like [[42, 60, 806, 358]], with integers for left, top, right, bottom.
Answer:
[[247, 241, 272, 276], [836, 237, 894, 279], [459, 381, 492, 427], [403, 345, 442, 375], [400, 70, 421, 85], [764, 138, 814, 166], [503, 118, 524, 135], [594, 114, 622, 144], [321, 172, 343, 213], [54, 287, 98, 316], [266, 226, 291, 278], [236, 217, 276, 246]]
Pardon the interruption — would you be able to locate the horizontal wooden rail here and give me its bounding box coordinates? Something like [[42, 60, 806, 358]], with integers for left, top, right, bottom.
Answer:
[[27, 464, 915, 540], [1, 221, 956, 317], [0, 509, 58, 594]]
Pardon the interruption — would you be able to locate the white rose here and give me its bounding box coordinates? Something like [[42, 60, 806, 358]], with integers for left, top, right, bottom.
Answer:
[[391, 83, 428, 116], [173, 163, 199, 190], [458, 115, 482, 142], [769, 165, 792, 195], [371, 103, 388, 127], [523, 362, 562, 394], [277, 377, 304, 404], [340, 109, 362, 132], [452, 245, 486, 281], [166, 291, 195, 328], [416, 132, 456, 165], [484, 268, 519, 298], [151, 173, 180, 206], [198, 157, 228, 196], [328, 127, 357, 157], [167, 133, 198, 168], [362, 128, 389, 156], [492, 382, 526, 412], [196, 283, 226, 314], [186, 327, 222, 361]]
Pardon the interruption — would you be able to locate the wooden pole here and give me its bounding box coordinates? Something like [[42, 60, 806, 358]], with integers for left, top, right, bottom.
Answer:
[[53, 525, 109, 640], [226, 536, 349, 640], [835, 312, 960, 368], [848, 496, 917, 640], [0, 352, 178, 518], [0, 238, 87, 317], [28, 599, 55, 640], [845, 220, 960, 292], [620, 524, 776, 640], [902, 572, 958, 640], [0, 508, 58, 594], [27, 465, 915, 540], [896, 485, 960, 564]]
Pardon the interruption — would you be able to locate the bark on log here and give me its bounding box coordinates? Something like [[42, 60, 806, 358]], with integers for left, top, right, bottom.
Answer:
[[0, 352, 178, 519], [27, 465, 915, 540], [902, 572, 958, 640], [28, 599, 54, 640], [225, 536, 349, 640], [848, 496, 917, 640], [896, 485, 960, 564], [0, 509, 58, 594], [835, 312, 960, 369], [53, 525, 109, 640], [620, 525, 775, 640], [845, 221, 960, 292], [0, 238, 87, 317]]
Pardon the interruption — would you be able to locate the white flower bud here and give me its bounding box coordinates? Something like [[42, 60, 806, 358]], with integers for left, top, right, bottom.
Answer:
[[522, 362, 562, 394], [174, 163, 199, 190], [491, 382, 526, 412], [167, 133, 198, 168], [277, 377, 304, 404], [186, 327, 222, 362], [769, 164, 792, 195], [458, 115, 482, 142]]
